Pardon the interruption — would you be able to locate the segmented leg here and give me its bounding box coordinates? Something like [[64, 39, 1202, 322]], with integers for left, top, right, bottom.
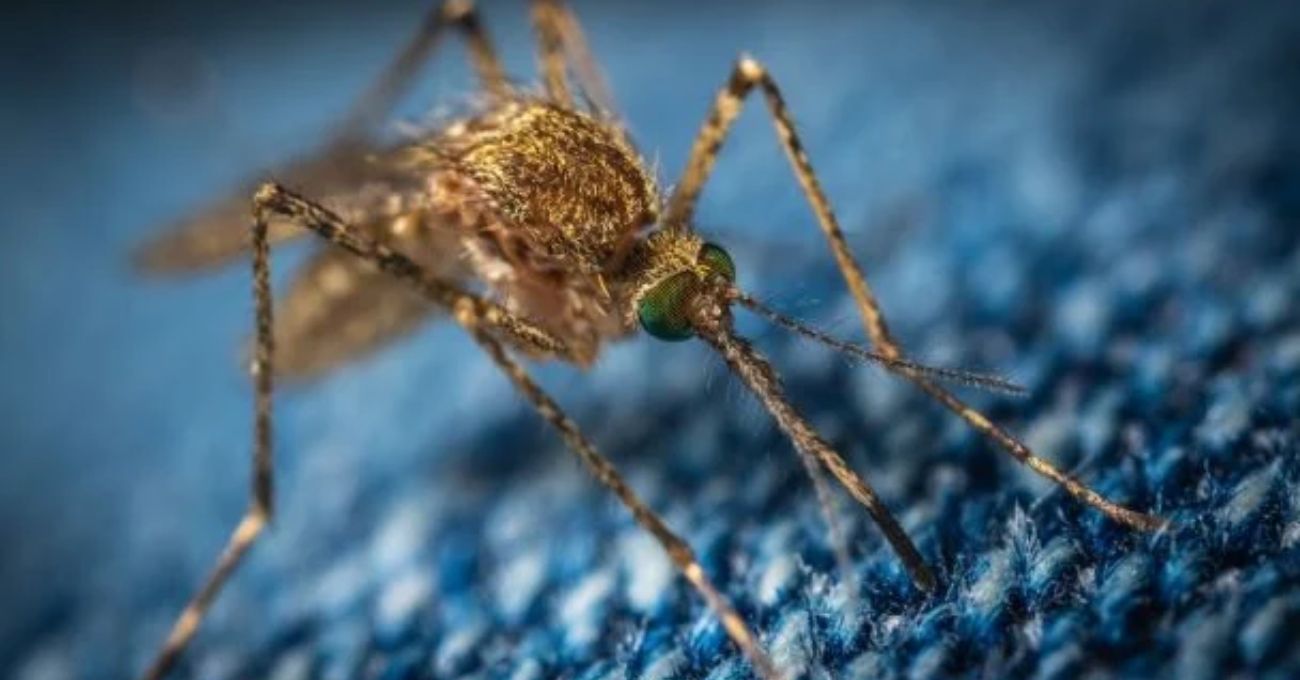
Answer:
[[140, 204, 278, 680], [667, 56, 1165, 533], [249, 184, 575, 362], [337, 0, 508, 140], [530, 0, 619, 117], [268, 243, 439, 381], [691, 302, 936, 592], [252, 183, 780, 679], [464, 321, 780, 680], [134, 0, 509, 274]]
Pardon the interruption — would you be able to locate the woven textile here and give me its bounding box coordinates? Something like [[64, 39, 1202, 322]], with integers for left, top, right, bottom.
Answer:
[[2, 2, 1298, 678]]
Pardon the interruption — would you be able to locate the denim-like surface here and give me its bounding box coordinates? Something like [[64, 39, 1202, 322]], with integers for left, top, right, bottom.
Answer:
[[3, 1, 1299, 679]]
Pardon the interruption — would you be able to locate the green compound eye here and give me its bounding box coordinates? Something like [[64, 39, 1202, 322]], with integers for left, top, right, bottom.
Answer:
[[637, 272, 698, 341], [698, 242, 736, 282], [637, 243, 737, 342]]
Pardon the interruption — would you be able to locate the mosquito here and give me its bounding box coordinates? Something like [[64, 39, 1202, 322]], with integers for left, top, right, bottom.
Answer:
[[134, 2, 1167, 678]]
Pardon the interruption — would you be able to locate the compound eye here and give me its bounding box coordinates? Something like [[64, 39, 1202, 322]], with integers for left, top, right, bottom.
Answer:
[[637, 272, 697, 341], [698, 242, 736, 282]]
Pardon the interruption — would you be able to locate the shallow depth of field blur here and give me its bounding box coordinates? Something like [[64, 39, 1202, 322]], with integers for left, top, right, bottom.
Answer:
[[3, 1, 1299, 678]]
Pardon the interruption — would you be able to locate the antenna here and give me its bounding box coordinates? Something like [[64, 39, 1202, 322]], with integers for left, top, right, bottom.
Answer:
[[733, 291, 1028, 397]]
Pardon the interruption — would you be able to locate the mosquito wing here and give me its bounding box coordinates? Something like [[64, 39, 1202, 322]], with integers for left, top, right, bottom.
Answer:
[[133, 139, 409, 274], [268, 209, 470, 381]]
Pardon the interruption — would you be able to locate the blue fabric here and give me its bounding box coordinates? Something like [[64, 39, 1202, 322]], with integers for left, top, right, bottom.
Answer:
[[3, 1, 1299, 678]]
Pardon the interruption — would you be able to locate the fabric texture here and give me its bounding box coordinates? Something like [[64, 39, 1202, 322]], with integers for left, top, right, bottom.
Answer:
[[2, 1, 1298, 679]]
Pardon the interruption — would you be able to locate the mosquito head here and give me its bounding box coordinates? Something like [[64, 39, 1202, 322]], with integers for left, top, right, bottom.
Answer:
[[622, 229, 738, 341], [621, 228, 1027, 398]]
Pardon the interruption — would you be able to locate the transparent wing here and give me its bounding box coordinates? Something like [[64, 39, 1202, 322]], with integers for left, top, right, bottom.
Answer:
[[268, 212, 469, 381], [133, 140, 406, 274]]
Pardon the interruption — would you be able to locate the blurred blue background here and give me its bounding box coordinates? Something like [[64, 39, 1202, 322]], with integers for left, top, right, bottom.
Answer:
[[3, 1, 1299, 678]]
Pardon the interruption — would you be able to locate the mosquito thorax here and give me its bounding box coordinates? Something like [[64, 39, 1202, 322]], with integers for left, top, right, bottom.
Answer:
[[423, 100, 659, 275], [621, 230, 737, 341]]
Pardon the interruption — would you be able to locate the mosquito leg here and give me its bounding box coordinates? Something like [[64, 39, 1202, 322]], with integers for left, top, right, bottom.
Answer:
[[134, 1, 510, 275], [337, 0, 509, 141], [460, 316, 781, 680], [529, 0, 618, 117], [907, 382, 1165, 530], [692, 305, 936, 593], [140, 204, 279, 680], [248, 183, 779, 678], [667, 56, 1165, 532], [664, 57, 893, 349], [531, 0, 573, 105], [142, 181, 577, 677], [250, 183, 575, 362], [658, 67, 880, 594]]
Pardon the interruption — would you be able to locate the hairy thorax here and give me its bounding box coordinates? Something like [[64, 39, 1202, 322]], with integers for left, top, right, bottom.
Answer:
[[414, 100, 660, 364]]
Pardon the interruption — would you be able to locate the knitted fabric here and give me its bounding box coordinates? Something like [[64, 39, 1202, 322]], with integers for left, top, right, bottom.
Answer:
[[2, 2, 1298, 678]]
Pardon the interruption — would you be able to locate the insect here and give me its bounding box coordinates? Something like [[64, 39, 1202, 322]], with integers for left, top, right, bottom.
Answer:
[[135, 2, 1167, 678]]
